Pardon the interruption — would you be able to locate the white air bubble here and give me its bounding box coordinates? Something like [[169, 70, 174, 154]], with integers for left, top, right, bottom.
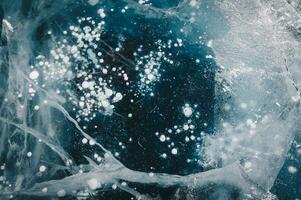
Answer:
[[29, 70, 39, 80], [82, 138, 88, 144], [27, 152, 32, 157], [39, 165, 46, 172], [183, 104, 193, 118], [57, 189, 66, 197], [159, 135, 166, 142], [288, 166, 297, 174], [171, 148, 178, 155], [98, 9, 106, 18], [89, 139, 96, 146]]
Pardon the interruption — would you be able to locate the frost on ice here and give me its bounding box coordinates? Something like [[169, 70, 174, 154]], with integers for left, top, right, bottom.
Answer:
[[0, 0, 301, 199]]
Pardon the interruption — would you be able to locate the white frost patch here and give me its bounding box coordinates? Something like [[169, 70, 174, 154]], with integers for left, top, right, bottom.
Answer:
[[42, 187, 48, 193], [87, 178, 100, 190], [189, 0, 198, 7], [57, 189, 66, 197], [3, 19, 14, 32], [207, 40, 213, 47], [138, 0, 149, 5], [244, 161, 252, 169], [88, 0, 99, 6]]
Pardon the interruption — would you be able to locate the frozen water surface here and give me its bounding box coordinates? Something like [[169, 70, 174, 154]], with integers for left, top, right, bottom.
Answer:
[[0, 0, 301, 199]]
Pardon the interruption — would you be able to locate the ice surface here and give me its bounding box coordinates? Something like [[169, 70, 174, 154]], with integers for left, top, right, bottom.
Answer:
[[0, 0, 300, 199]]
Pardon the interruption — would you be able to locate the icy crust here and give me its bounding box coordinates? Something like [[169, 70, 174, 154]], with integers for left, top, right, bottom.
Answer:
[[208, 0, 301, 191], [0, 0, 300, 199]]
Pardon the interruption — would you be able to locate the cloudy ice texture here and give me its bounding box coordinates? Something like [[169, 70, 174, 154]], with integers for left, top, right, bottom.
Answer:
[[0, 0, 300, 199]]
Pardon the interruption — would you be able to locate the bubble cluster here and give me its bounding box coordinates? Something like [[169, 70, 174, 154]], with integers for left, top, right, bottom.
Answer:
[[155, 103, 202, 158], [134, 40, 179, 96]]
